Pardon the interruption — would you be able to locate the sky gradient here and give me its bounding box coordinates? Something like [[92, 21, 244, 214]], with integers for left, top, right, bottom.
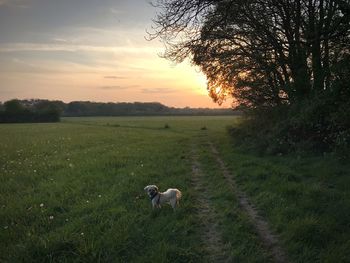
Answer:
[[0, 0, 231, 108]]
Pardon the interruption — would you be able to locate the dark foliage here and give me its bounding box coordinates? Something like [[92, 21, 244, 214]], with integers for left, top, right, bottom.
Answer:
[[64, 101, 169, 116], [0, 99, 62, 123], [62, 101, 236, 116], [0, 99, 238, 122], [229, 94, 350, 158], [150, 0, 350, 155]]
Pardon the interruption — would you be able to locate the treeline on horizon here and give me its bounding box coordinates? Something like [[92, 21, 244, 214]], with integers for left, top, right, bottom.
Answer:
[[0, 99, 237, 123]]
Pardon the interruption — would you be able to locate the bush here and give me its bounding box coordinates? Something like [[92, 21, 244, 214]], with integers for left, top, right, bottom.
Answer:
[[0, 99, 61, 123], [230, 94, 350, 158]]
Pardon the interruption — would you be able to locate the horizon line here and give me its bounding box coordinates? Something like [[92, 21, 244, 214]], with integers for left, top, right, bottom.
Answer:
[[0, 97, 233, 110]]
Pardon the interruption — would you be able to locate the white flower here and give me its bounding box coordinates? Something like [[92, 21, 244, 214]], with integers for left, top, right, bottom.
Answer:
[[49, 215, 54, 220], [98, 195, 101, 198], [81, 232, 84, 236], [4, 226, 8, 229], [40, 203, 44, 208]]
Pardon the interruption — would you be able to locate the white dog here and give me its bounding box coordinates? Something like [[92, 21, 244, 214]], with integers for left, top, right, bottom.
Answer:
[[144, 185, 182, 210]]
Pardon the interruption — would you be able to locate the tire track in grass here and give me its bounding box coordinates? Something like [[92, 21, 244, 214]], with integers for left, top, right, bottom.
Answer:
[[191, 146, 232, 262], [209, 142, 289, 263]]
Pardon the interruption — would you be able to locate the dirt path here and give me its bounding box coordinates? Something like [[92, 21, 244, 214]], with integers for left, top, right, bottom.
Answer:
[[191, 147, 232, 262], [209, 142, 289, 263]]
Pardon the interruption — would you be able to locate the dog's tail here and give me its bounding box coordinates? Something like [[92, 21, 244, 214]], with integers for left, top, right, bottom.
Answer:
[[176, 189, 182, 200]]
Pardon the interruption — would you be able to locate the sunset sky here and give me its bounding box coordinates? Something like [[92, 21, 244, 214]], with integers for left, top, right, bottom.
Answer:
[[0, 0, 231, 108]]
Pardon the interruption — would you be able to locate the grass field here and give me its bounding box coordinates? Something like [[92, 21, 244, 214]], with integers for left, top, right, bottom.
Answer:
[[1, 116, 349, 262]]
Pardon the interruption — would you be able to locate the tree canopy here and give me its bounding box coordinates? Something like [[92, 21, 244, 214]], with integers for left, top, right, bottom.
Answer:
[[150, 0, 350, 109], [0, 100, 236, 122], [149, 0, 350, 155], [0, 99, 62, 123]]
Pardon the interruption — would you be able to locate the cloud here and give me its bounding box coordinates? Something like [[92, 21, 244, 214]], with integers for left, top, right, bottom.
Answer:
[[12, 57, 36, 67], [99, 85, 139, 90], [141, 88, 178, 94], [0, 0, 29, 8], [52, 38, 69, 43], [99, 86, 126, 90], [0, 43, 158, 54], [104, 75, 127, 79], [110, 7, 125, 15]]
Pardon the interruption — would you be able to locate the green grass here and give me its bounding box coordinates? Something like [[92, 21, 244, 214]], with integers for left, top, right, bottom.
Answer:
[[193, 138, 271, 262], [0, 116, 233, 262], [1, 116, 349, 262], [210, 128, 350, 262]]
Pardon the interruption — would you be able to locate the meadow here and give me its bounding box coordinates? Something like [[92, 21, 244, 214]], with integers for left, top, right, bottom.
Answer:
[[0, 116, 349, 262]]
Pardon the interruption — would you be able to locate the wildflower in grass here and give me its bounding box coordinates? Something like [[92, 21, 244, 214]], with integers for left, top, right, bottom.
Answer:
[[33, 170, 37, 173], [40, 203, 44, 208], [86, 200, 89, 203], [81, 232, 84, 236], [69, 163, 74, 168], [98, 195, 101, 198], [65, 218, 69, 222], [49, 215, 54, 220], [4, 226, 8, 229]]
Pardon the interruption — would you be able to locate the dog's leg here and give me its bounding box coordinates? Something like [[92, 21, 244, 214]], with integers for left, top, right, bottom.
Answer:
[[152, 201, 157, 209], [170, 199, 177, 210]]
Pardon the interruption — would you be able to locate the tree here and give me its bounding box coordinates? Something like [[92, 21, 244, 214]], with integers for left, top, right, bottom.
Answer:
[[149, 0, 350, 109], [34, 100, 61, 122], [4, 99, 24, 113], [0, 99, 61, 123], [1, 99, 31, 122]]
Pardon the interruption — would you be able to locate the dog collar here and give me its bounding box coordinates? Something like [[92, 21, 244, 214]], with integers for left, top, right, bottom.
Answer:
[[150, 192, 160, 205], [150, 192, 158, 200]]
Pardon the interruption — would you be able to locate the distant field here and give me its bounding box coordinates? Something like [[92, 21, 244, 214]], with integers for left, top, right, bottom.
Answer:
[[1, 116, 349, 262]]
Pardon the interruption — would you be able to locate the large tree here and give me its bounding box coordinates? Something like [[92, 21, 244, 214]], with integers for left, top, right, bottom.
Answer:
[[149, 0, 350, 109]]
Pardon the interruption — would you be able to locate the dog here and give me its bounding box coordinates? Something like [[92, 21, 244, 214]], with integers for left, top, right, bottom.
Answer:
[[144, 185, 182, 210]]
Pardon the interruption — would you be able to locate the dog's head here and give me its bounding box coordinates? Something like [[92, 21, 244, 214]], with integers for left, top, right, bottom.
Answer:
[[144, 185, 159, 198]]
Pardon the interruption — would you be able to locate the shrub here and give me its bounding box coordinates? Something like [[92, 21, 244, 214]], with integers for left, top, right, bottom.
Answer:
[[0, 99, 61, 123], [230, 95, 350, 158]]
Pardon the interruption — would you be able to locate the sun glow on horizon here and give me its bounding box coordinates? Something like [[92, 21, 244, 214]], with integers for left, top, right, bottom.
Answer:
[[0, 0, 231, 109]]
